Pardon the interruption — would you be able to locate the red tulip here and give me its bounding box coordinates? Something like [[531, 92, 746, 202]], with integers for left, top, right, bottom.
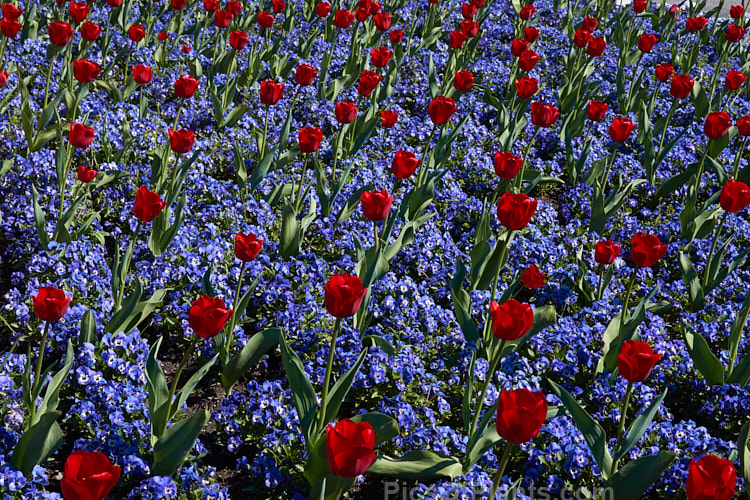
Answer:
[[272, 0, 286, 12], [380, 110, 398, 128], [133, 186, 166, 223], [489, 299, 533, 340], [174, 75, 199, 98], [324, 274, 367, 318], [0, 71, 7, 88], [168, 129, 194, 154], [360, 189, 393, 221], [738, 116, 750, 136], [257, 11, 274, 28], [77, 165, 97, 183], [608, 116, 636, 142], [370, 46, 393, 68], [518, 49, 539, 71], [453, 70, 474, 92], [127, 24, 146, 42], [633, 0, 647, 12], [450, 30, 467, 49], [335, 101, 358, 124], [587, 100, 608, 121], [581, 16, 598, 32], [326, 419, 376, 477], [496, 388, 547, 444], [686, 455, 737, 500], [234, 233, 263, 261], [703, 111, 731, 140], [595, 240, 621, 265], [391, 149, 420, 179], [617, 340, 661, 382], [428, 96, 457, 125], [493, 152, 523, 179], [203, 0, 218, 11], [316, 1, 331, 17], [586, 36, 606, 57], [69, 123, 95, 149], [637, 33, 658, 52], [132, 65, 152, 84], [630, 232, 667, 267], [726, 24, 746, 42], [69, 1, 91, 23], [72, 59, 100, 84], [519, 3, 535, 19], [730, 4, 744, 18], [357, 69, 380, 97], [530, 101, 559, 128], [295, 64, 317, 86], [229, 30, 248, 50], [61, 450, 121, 500], [214, 9, 234, 28], [0, 17, 21, 37], [461, 19, 479, 37], [80, 22, 101, 41], [226, 0, 241, 15], [189, 295, 234, 338], [333, 8, 354, 28], [524, 26, 540, 42], [515, 75, 538, 99], [462, 2, 477, 19], [389, 29, 404, 43], [573, 28, 591, 48], [496, 192, 537, 230], [33, 286, 72, 322], [298, 127, 323, 153], [685, 16, 707, 31], [719, 179, 750, 213], [158, 32, 169, 41], [725, 70, 746, 90], [2, 3, 22, 18], [107, 0, 123, 6], [259, 80, 284, 105], [171, 0, 186, 9], [355, 6, 370, 22], [521, 265, 546, 289], [373, 11, 391, 30], [655, 63, 674, 82], [48, 21, 74, 45], [670, 74, 694, 99]]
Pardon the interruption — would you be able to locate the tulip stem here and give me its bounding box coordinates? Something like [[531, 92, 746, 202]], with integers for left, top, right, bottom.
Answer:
[[489, 442, 516, 500], [623, 56, 642, 114], [468, 339, 506, 441], [164, 336, 199, 430], [610, 380, 633, 477], [223, 259, 246, 363], [373, 221, 380, 252], [654, 98, 678, 181], [318, 317, 342, 435], [617, 267, 638, 339], [707, 51, 728, 110], [114, 222, 142, 312], [516, 128, 539, 192], [330, 127, 341, 188], [596, 264, 605, 301], [732, 137, 746, 178], [260, 104, 270, 158], [702, 210, 728, 289], [599, 145, 618, 194], [29, 321, 52, 424], [57, 149, 75, 221], [416, 124, 438, 187], [294, 154, 310, 213], [173, 101, 183, 130], [43, 59, 55, 108]]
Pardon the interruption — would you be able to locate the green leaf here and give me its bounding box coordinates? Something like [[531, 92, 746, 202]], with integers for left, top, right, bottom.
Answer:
[[152, 410, 211, 476], [171, 354, 219, 418], [31, 185, 50, 250], [738, 422, 750, 493], [368, 450, 463, 480], [450, 260, 479, 342], [279, 200, 300, 259], [728, 291, 750, 370], [677, 251, 705, 311], [105, 278, 143, 333], [250, 144, 280, 190], [10, 411, 63, 475], [350, 413, 400, 445], [202, 268, 216, 298], [146, 337, 170, 440], [606, 451, 675, 499], [79, 309, 97, 345], [362, 335, 395, 357], [355, 246, 389, 289], [34, 340, 74, 424], [682, 323, 725, 386], [548, 380, 613, 479], [322, 347, 370, 425], [221, 329, 280, 390], [613, 389, 667, 462], [279, 333, 318, 442], [337, 184, 372, 222]]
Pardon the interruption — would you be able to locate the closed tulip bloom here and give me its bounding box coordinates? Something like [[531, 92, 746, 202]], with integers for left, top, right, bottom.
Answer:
[[497, 192, 537, 230], [49, 21, 74, 45], [608, 116, 636, 142], [189, 295, 234, 338], [203, 0, 218, 11], [80, 22, 101, 41], [326, 419, 376, 477], [724, 70, 746, 90], [168, 129, 194, 154], [573, 28, 591, 47], [518, 49, 539, 71], [73, 59, 100, 83], [226, 0, 241, 15], [391, 149, 420, 179], [637, 33, 658, 52], [515, 75, 538, 99], [133, 186, 166, 223], [521, 264, 546, 289], [453, 70, 474, 92], [0, 71, 7, 88], [0, 17, 21, 37], [335, 101, 358, 124], [720, 179, 750, 212], [76, 165, 97, 183], [132, 65, 152, 84], [127, 24, 146, 42], [686, 455, 737, 500], [389, 29, 404, 43], [170, 0, 186, 9], [738, 115, 750, 136], [333, 8, 354, 28], [461, 19, 479, 37], [316, 1, 331, 16], [496, 389, 547, 444], [594, 240, 621, 264], [462, 2, 477, 19], [2, 3, 22, 18], [324, 274, 367, 318], [106, 0, 123, 6], [259, 80, 284, 105], [214, 9, 234, 28], [380, 109, 398, 128], [272, 0, 286, 12], [360, 189, 393, 221], [730, 4, 744, 18], [685, 15, 707, 31], [229, 30, 248, 50], [524, 25, 540, 42], [450, 29, 468, 48], [33, 287, 72, 322], [633, 0, 647, 12], [234, 233, 263, 261], [587, 100, 608, 121], [428, 96, 457, 125], [582, 16, 598, 31], [373, 11, 391, 30], [510, 38, 528, 57], [257, 11, 274, 28], [726, 24, 746, 42], [295, 64, 317, 86], [630, 232, 667, 267], [69, 1, 91, 23], [298, 127, 323, 153], [493, 152, 523, 179], [617, 340, 661, 382], [670, 74, 694, 99], [519, 3, 536, 19], [357, 70, 380, 96], [655, 63, 674, 82], [490, 299, 533, 340], [355, 6, 370, 22], [704, 111, 731, 140], [69, 123, 95, 149], [61, 450, 121, 500], [530, 101, 559, 128], [586, 36, 606, 56], [157, 31, 169, 41], [370, 46, 393, 67], [174, 75, 199, 98]]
